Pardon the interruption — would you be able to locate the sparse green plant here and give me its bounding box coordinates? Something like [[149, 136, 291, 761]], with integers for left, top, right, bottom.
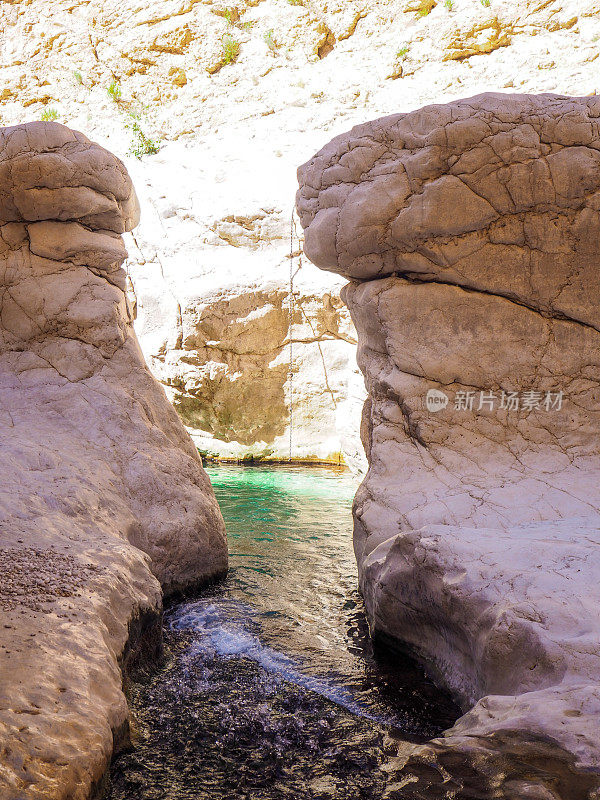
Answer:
[[220, 5, 252, 28], [73, 70, 83, 85], [592, 32, 599, 42], [221, 33, 240, 64], [41, 108, 59, 121], [263, 29, 277, 51], [416, 0, 435, 17], [397, 45, 410, 58], [126, 115, 160, 159], [481, 0, 491, 5], [444, 0, 453, 9], [107, 80, 122, 102]]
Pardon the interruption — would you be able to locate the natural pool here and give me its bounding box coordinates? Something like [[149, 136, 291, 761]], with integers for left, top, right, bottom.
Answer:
[[109, 464, 459, 800]]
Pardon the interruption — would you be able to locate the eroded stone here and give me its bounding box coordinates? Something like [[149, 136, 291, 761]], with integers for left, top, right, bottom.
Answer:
[[0, 122, 227, 799], [297, 93, 600, 795]]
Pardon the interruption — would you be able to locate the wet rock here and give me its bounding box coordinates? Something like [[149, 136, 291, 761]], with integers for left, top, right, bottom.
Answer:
[[297, 93, 600, 795], [0, 122, 226, 799]]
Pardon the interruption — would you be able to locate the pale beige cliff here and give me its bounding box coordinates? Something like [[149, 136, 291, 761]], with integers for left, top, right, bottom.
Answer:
[[0, 121, 227, 800], [2, 0, 599, 466], [297, 93, 600, 797]]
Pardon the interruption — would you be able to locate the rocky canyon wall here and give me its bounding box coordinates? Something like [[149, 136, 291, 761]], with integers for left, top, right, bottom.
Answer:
[[2, 0, 600, 466], [297, 93, 600, 797], [0, 122, 227, 799], [126, 171, 365, 466]]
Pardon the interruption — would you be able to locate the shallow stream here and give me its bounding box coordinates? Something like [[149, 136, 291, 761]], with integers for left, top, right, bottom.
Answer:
[[109, 464, 459, 800]]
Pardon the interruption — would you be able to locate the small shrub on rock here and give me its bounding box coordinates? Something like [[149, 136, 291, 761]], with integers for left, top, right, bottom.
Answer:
[[222, 34, 241, 64], [126, 116, 160, 159], [107, 81, 122, 102]]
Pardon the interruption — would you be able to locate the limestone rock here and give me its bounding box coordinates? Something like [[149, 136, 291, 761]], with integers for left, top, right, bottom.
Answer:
[[297, 94, 600, 795], [0, 121, 227, 799], [4, 1, 600, 468], [125, 155, 365, 467]]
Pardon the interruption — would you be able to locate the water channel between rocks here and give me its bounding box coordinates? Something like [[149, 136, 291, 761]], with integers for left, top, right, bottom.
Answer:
[[109, 464, 460, 800]]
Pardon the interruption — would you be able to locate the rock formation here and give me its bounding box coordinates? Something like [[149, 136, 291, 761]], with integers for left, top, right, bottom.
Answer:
[[126, 184, 364, 467], [2, 0, 599, 467], [0, 121, 227, 799], [297, 93, 600, 797]]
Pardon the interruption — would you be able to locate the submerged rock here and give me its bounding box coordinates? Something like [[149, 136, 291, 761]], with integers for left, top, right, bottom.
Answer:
[[0, 122, 226, 799], [297, 93, 600, 796]]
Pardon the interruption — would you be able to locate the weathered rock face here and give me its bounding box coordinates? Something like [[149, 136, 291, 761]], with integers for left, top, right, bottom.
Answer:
[[126, 170, 365, 466], [3, 0, 599, 468], [297, 94, 600, 796], [0, 122, 227, 799]]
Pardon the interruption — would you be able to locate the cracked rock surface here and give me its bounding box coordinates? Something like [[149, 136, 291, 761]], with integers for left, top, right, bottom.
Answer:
[[4, 0, 599, 467], [0, 121, 227, 800], [297, 93, 600, 797]]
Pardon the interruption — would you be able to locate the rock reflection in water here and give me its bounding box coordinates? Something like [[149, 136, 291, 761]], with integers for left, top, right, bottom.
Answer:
[[109, 465, 460, 799]]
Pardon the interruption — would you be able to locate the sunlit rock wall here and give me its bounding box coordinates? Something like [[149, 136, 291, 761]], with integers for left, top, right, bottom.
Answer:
[[1, 0, 599, 466], [126, 164, 365, 466]]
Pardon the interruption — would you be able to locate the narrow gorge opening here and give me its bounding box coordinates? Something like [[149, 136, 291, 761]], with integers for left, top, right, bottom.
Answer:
[[5, 3, 600, 796], [108, 464, 460, 799]]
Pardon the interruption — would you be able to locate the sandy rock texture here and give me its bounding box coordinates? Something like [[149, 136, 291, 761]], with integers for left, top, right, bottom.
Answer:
[[2, 0, 599, 467], [0, 121, 227, 800], [297, 93, 600, 797]]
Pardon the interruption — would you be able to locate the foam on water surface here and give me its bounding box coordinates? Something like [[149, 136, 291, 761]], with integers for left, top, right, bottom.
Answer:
[[171, 597, 400, 725]]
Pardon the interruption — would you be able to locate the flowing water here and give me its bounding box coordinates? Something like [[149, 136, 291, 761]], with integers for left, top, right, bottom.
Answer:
[[109, 464, 460, 800]]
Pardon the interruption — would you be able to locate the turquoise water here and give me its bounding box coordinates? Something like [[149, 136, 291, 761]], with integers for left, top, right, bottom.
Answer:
[[110, 465, 459, 800]]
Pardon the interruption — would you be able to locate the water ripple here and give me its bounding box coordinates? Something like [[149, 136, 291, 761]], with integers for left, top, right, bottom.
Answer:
[[110, 465, 459, 800]]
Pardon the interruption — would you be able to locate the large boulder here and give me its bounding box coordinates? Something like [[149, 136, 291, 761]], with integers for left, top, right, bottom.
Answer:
[[0, 122, 227, 799], [297, 93, 600, 797]]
